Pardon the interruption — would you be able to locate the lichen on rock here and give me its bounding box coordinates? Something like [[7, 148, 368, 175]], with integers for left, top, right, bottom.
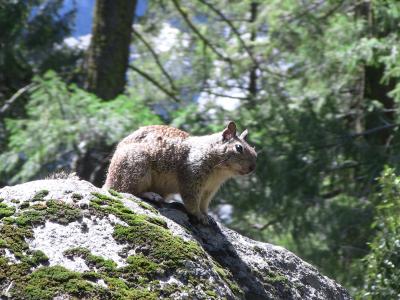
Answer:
[[0, 179, 351, 299]]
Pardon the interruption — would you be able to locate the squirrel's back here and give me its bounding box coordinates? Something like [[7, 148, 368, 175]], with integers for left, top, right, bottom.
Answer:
[[119, 125, 189, 146]]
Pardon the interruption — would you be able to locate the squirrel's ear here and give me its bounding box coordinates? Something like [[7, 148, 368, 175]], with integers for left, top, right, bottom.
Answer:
[[222, 121, 237, 141], [240, 129, 248, 141]]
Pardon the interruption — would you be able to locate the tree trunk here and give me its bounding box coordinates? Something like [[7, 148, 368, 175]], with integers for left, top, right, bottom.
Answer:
[[248, 2, 258, 99], [355, 1, 396, 146], [363, 65, 396, 145], [85, 0, 137, 100]]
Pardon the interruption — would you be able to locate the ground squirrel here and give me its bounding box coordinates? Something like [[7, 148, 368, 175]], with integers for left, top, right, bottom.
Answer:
[[103, 121, 257, 224]]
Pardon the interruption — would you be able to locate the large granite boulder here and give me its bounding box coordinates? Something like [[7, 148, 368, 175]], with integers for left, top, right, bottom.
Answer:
[[0, 179, 351, 299]]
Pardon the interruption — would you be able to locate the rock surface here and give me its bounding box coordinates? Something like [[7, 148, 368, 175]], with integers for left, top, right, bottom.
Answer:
[[0, 179, 351, 299]]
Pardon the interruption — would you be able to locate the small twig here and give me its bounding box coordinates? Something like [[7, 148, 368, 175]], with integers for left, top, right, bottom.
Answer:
[[171, 0, 230, 63], [349, 123, 400, 138], [197, 0, 258, 66], [252, 214, 285, 231], [320, 189, 343, 199], [317, 0, 345, 20], [132, 28, 178, 92], [0, 83, 34, 116], [326, 163, 360, 173], [128, 65, 181, 102], [202, 90, 248, 100], [257, 122, 400, 156], [283, 1, 325, 23]]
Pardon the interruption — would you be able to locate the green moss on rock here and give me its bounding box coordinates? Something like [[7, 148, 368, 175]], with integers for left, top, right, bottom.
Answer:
[[0, 198, 89, 297], [91, 192, 117, 203], [265, 271, 289, 284], [0, 224, 32, 258], [258, 269, 293, 298], [121, 254, 162, 284], [11, 266, 109, 300], [205, 289, 218, 298], [88, 192, 235, 297], [213, 263, 243, 296], [97, 190, 160, 215], [0, 203, 16, 219], [63, 247, 163, 298], [30, 250, 49, 266], [0, 224, 53, 295], [13, 200, 82, 227], [31, 190, 49, 202], [90, 192, 205, 268], [64, 247, 117, 272], [145, 216, 167, 228], [0, 189, 243, 299], [108, 189, 123, 198], [112, 224, 202, 269], [19, 202, 30, 209], [137, 201, 160, 215]]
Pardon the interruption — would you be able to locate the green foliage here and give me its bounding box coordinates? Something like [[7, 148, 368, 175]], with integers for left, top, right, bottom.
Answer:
[[0, 0, 81, 158], [360, 167, 400, 298], [0, 71, 161, 183], [0, 1, 77, 99]]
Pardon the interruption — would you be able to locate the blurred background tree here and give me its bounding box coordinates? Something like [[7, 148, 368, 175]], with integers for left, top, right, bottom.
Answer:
[[1, 0, 400, 296], [85, 0, 137, 99], [0, 0, 80, 155]]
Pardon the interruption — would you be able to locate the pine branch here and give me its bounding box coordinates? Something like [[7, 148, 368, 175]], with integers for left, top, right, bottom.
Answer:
[[196, 0, 258, 66], [128, 65, 181, 103], [257, 123, 400, 156], [132, 28, 178, 92], [349, 123, 400, 139], [283, 1, 325, 23], [252, 213, 285, 231], [318, 0, 345, 20], [202, 90, 248, 100], [199, 0, 286, 79], [0, 83, 35, 117], [171, 0, 230, 63]]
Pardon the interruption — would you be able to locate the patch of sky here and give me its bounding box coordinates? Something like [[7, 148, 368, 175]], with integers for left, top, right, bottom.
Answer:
[[62, 0, 148, 37]]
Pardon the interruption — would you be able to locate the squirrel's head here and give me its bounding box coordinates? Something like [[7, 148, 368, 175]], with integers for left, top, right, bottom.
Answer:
[[216, 121, 257, 176]]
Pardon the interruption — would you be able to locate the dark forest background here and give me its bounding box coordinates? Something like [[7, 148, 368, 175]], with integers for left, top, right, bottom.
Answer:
[[1, 1, 400, 297]]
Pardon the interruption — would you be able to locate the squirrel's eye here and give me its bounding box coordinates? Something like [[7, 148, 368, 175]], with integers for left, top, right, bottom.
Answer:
[[235, 144, 243, 153]]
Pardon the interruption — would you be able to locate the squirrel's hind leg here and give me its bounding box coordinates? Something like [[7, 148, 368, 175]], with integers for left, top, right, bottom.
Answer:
[[105, 147, 152, 196]]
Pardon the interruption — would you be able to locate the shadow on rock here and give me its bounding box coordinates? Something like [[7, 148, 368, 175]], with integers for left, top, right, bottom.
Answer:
[[159, 204, 270, 300]]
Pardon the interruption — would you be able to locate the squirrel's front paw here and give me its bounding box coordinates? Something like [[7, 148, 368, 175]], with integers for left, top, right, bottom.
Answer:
[[198, 214, 209, 225], [195, 213, 214, 226]]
